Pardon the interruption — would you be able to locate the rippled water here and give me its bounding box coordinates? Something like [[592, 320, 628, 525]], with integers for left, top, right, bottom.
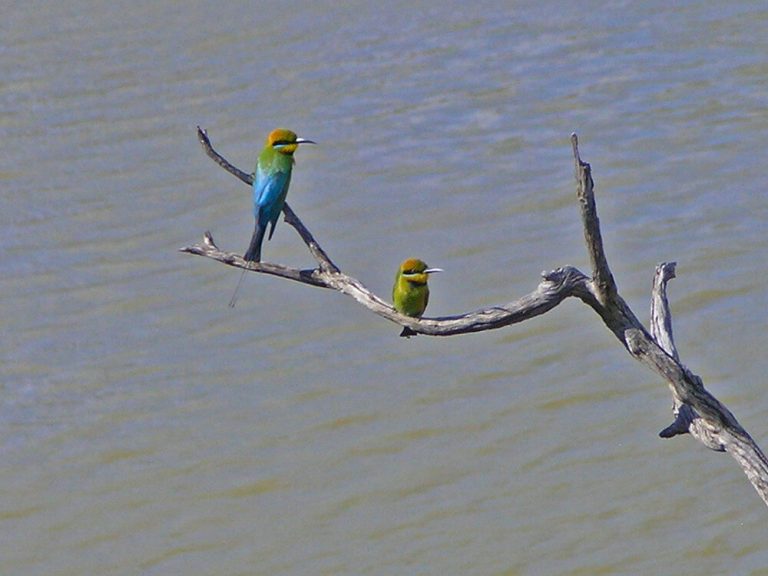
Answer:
[[2, 1, 768, 574]]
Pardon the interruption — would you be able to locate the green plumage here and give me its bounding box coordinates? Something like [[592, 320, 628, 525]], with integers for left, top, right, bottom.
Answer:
[[392, 258, 442, 337]]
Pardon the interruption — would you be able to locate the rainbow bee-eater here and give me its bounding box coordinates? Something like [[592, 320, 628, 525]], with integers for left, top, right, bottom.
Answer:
[[245, 128, 315, 262], [392, 258, 443, 337], [230, 128, 315, 307]]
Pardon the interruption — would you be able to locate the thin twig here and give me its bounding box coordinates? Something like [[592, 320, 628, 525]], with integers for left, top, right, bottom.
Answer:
[[197, 126, 253, 186]]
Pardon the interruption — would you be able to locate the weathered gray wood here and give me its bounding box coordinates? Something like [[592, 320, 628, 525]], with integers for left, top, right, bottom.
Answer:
[[651, 263, 768, 490], [183, 128, 768, 506], [650, 262, 679, 363], [567, 136, 768, 503], [180, 229, 585, 336]]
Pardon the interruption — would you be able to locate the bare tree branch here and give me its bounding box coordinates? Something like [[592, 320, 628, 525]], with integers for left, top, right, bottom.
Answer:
[[650, 262, 680, 362], [652, 263, 725, 450], [571, 135, 618, 304], [567, 137, 768, 502], [183, 128, 768, 506], [197, 126, 253, 186]]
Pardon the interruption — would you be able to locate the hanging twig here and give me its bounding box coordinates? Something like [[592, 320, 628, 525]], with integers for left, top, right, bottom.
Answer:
[[181, 128, 768, 506]]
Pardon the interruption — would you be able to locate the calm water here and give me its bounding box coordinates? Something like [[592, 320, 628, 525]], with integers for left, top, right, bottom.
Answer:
[[2, 1, 768, 574]]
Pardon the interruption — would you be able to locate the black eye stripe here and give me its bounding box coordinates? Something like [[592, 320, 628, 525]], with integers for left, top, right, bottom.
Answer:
[[272, 140, 294, 147]]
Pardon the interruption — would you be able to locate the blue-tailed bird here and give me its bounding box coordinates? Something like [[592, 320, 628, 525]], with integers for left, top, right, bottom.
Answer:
[[245, 128, 316, 262], [392, 258, 443, 337], [229, 128, 315, 307]]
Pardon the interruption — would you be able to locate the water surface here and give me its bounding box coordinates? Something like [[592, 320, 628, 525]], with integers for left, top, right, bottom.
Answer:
[[2, 1, 767, 574]]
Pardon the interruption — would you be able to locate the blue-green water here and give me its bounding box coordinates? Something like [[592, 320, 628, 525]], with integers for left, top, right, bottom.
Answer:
[[2, 1, 767, 574]]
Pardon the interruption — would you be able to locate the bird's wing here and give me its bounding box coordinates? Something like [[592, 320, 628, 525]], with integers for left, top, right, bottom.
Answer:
[[253, 168, 291, 225]]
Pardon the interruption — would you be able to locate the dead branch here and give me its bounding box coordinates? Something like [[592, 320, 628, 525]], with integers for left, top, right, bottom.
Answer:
[[182, 128, 768, 506]]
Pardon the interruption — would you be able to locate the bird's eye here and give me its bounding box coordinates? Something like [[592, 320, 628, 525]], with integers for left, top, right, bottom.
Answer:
[[272, 140, 293, 147]]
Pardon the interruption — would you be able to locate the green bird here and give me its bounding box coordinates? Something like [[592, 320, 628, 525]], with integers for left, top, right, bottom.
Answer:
[[392, 258, 443, 337]]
